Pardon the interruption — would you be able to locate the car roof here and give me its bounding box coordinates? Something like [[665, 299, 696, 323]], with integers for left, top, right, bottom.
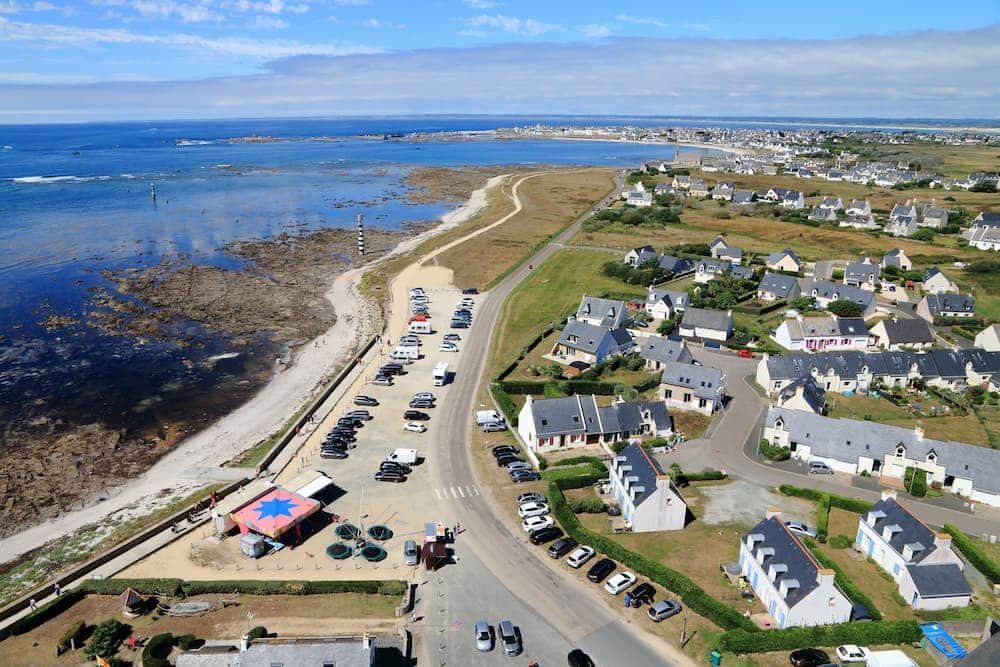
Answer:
[[475, 620, 489, 631], [499, 620, 514, 633]]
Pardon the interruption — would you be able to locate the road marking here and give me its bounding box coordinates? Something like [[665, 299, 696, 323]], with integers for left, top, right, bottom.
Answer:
[[457, 486, 465, 498], [450, 487, 458, 499], [434, 488, 442, 500], [468, 486, 478, 496]]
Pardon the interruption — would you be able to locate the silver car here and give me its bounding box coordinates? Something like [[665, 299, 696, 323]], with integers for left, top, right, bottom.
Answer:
[[648, 600, 683, 622], [403, 539, 419, 566], [474, 621, 493, 652], [498, 620, 520, 656]]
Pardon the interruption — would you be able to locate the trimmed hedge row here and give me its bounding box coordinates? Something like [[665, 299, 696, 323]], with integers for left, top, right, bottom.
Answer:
[[816, 494, 831, 543], [142, 632, 173, 667], [548, 482, 756, 633], [943, 524, 1000, 585], [778, 485, 873, 514], [718, 620, 921, 653], [492, 384, 520, 427], [499, 380, 620, 396], [2, 589, 87, 640], [682, 470, 727, 482], [803, 539, 882, 621]]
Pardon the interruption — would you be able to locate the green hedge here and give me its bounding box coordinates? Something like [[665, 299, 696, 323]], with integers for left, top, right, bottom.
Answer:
[[943, 525, 1000, 585], [904, 467, 928, 498], [682, 470, 727, 482], [176, 634, 203, 650], [816, 495, 831, 543], [142, 632, 173, 667], [492, 384, 519, 427], [633, 375, 662, 393], [778, 485, 873, 514], [803, 539, 882, 621], [718, 620, 921, 653], [247, 626, 269, 640], [760, 441, 791, 461], [548, 482, 756, 632], [58, 619, 87, 650], [568, 497, 607, 513], [2, 589, 87, 640]]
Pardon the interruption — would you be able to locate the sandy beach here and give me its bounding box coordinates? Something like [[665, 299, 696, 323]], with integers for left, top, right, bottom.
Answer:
[[0, 174, 505, 567]]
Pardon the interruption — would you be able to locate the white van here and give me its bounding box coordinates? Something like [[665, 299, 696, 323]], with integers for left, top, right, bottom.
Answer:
[[386, 448, 418, 465], [391, 346, 419, 360], [408, 321, 434, 335]]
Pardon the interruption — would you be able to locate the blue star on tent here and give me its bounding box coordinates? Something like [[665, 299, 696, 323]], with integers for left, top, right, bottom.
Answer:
[[253, 496, 299, 521]]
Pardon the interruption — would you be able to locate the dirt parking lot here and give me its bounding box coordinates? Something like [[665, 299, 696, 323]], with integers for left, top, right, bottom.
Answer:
[[120, 270, 479, 581]]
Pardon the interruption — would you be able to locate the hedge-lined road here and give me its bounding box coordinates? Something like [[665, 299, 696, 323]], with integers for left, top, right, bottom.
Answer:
[[416, 174, 689, 666]]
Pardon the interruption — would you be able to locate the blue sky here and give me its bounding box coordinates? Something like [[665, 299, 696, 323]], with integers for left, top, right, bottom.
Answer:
[[0, 1, 998, 121]]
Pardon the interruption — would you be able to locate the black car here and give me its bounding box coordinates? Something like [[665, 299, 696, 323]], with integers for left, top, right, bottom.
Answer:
[[789, 648, 831, 667], [320, 448, 348, 459], [381, 362, 404, 373], [344, 410, 372, 421], [379, 365, 404, 376], [496, 454, 523, 467], [403, 410, 430, 420], [450, 320, 469, 329], [547, 537, 578, 559], [586, 558, 616, 583], [354, 395, 379, 406], [462, 287, 478, 295], [379, 461, 412, 475], [409, 399, 435, 409], [528, 526, 563, 545], [567, 649, 596, 667], [628, 583, 655, 607], [374, 471, 407, 483], [511, 471, 541, 483], [327, 427, 355, 437], [491, 445, 517, 457], [323, 439, 350, 449], [338, 417, 363, 428]]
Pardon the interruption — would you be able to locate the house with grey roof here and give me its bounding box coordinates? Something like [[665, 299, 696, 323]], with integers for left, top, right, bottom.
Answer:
[[689, 179, 709, 197], [757, 272, 801, 302], [551, 319, 634, 365], [922, 267, 958, 295], [807, 280, 876, 318], [732, 190, 756, 206], [712, 182, 734, 201], [694, 258, 731, 284], [775, 376, 826, 414], [609, 443, 687, 532], [846, 199, 871, 216], [843, 259, 880, 289], [772, 314, 869, 352], [881, 248, 912, 272], [869, 317, 933, 351], [678, 307, 733, 342], [638, 336, 693, 371], [808, 206, 837, 223], [964, 223, 1000, 251], [763, 407, 1000, 507], [975, 323, 1000, 352], [765, 249, 801, 273], [575, 294, 629, 328], [516, 394, 672, 453], [886, 216, 919, 237], [645, 286, 689, 320], [739, 509, 852, 628], [716, 246, 744, 264], [709, 235, 729, 254], [672, 174, 691, 189], [782, 191, 806, 209], [921, 205, 949, 229], [891, 202, 919, 223], [624, 245, 658, 266], [917, 293, 975, 322], [731, 264, 755, 280], [819, 196, 843, 211], [176, 635, 381, 667], [626, 189, 653, 207], [659, 360, 725, 415], [657, 254, 695, 276], [856, 491, 970, 611]]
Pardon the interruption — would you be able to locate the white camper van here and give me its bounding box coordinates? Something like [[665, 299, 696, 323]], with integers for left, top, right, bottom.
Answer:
[[408, 321, 434, 335]]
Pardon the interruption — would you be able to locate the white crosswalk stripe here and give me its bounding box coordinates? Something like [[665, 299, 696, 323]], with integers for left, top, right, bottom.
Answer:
[[436, 485, 480, 502], [457, 486, 465, 498], [433, 488, 442, 500], [450, 487, 458, 499]]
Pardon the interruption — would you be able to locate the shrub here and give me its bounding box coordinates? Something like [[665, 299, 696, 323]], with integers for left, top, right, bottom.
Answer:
[[176, 634, 204, 650], [828, 534, 853, 549], [718, 620, 921, 653], [778, 485, 873, 513], [678, 470, 727, 483], [760, 440, 791, 461], [568, 497, 607, 513], [549, 455, 603, 468], [536, 454, 548, 471], [58, 620, 87, 650], [1, 589, 87, 641], [942, 525, 1000, 584], [247, 626, 269, 641], [141, 632, 173, 666], [85, 618, 130, 660], [903, 467, 928, 498], [491, 384, 519, 427], [826, 300, 864, 317]]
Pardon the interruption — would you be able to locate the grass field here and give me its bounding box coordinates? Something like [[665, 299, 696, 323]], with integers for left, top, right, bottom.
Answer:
[[435, 168, 617, 291], [489, 248, 646, 378], [825, 393, 990, 447]]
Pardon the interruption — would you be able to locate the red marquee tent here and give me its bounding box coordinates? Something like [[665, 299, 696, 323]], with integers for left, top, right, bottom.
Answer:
[[230, 487, 320, 540]]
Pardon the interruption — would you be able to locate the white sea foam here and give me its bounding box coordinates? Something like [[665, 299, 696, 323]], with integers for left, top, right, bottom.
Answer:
[[12, 175, 89, 184], [206, 352, 241, 362], [175, 139, 213, 146]]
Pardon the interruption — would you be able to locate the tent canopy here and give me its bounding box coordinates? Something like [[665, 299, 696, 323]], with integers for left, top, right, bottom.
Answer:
[[230, 487, 320, 539]]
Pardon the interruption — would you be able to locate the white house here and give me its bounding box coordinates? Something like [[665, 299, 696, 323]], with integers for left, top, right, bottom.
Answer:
[[846, 199, 872, 216], [638, 336, 693, 371], [916, 294, 975, 322], [808, 206, 837, 223], [782, 191, 806, 209], [576, 295, 629, 328], [843, 259, 880, 290], [856, 492, 971, 611], [739, 509, 852, 628], [772, 314, 869, 352], [551, 319, 634, 365], [881, 248, 912, 272], [757, 272, 801, 302], [678, 307, 733, 342], [808, 280, 877, 318], [625, 245, 658, 267], [868, 317, 934, 351], [922, 268, 959, 295], [974, 324, 1000, 351], [694, 258, 731, 284], [608, 443, 687, 532], [819, 196, 844, 211], [659, 360, 725, 415], [765, 249, 802, 273], [626, 190, 653, 207], [645, 286, 689, 320], [516, 394, 672, 453]]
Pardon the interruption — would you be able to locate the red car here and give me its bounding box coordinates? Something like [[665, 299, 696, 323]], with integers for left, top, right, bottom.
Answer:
[[737, 349, 754, 359]]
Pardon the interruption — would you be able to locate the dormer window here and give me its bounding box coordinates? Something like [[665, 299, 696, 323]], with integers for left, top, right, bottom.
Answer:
[[895, 445, 906, 457], [926, 451, 937, 464]]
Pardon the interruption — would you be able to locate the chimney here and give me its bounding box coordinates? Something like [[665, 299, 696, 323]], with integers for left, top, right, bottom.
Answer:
[[766, 507, 782, 521], [914, 424, 924, 441], [816, 569, 836, 587], [881, 489, 897, 502], [363, 632, 371, 651]]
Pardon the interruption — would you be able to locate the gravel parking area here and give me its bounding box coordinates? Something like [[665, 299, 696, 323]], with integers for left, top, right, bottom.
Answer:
[[697, 480, 816, 527]]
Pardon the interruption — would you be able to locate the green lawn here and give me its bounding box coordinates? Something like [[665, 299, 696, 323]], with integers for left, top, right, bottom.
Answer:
[[489, 248, 646, 377]]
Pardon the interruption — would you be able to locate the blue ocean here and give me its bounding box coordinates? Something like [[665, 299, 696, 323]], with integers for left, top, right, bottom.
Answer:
[[0, 115, 699, 442]]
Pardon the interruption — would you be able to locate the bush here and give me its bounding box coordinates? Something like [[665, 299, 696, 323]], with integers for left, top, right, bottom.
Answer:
[[142, 632, 174, 665], [85, 618, 131, 660], [549, 455, 604, 468], [679, 470, 728, 483], [828, 534, 853, 549], [903, 467, 928, 498], [58, 619, 87, 650], [542, 461, 607, 483], [492, 384, 519, 427], [176, 634, 204, 650], [942, 525, 1000, 584], [778, 485, 873, 513], [826, 300, 864, 317], [718, 620, 921, 653], [247, 626, 269, 641], [760, 440, 791, 461], [568, 497, 607, 513], [548, 482, 756, 633]]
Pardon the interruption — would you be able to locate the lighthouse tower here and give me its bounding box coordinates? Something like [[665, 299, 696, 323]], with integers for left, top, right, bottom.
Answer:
[[356, 213, 365, 256]]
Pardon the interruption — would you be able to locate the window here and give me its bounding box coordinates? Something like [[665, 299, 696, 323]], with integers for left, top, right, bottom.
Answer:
[[683, 393, 692, 402], [699, 398, 707, 409], [664, 389, 673, 398]]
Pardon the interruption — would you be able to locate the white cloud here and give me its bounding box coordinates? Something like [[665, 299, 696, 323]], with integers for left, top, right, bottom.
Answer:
[[32, 1, 56, 10], [0, 1, 20, 14], [130, 1, 223, 22], [462, 0, 499, 8], [250, 14, 287, 28], [582, 24, 610, 38], [615, 14, 667, 28], [356, 18, 402, 29], [464, 14, 561, 37]]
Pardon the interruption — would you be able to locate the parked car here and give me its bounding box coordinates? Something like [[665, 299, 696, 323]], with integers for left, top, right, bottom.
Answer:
[[522, 515, 554, 533], [785, 521, 818, 539], [547, 537, 578, 559], [450, 320, 469, 329], [403, 410, 430, 420], [412, 392, 436, 401], [496, 454, 523, 467], [372, 375, 393, 386], [337, 417, 363, 428], [380, 460, 412, 475], [475, 620, 493, 652], [835, 645, 870, 663], [374, 471, 407, 483], [409, 399, 435, 409], [443, 333, 461, 341], [789, 648, 831, 667], [492, 445, 517, 457], [604, 571, 637, 595], [567, 648, 595, 667], [511, 470, 541, 483], [497, 620, 520, 656], [403, 539, 419, 566], [566, 546, 595, 569], [528, 526, 562, 545], [354, 395, 378, 406], [516, 492, 545, 505], [320, 448, 348, 459], [378, 365, 404, 376], [517, 501, 549, 518], [403, 422, 428, 433], [628, 583, 655, 607], [587, 558, 616, 583], [506, 461, 532, 472], [439, 343, 459, 352], [809, 461, 834, 475], [344, 410, 372, 421], [647, 600, 682, 622], [399, 335, 421, 346], [482, 421, 507, 432], [461, 287, 478, 295]]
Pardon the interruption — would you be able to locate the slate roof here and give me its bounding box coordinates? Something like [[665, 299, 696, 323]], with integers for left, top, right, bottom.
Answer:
[[660, 360, 725, 400], [577, 295, 628, 327], [529, 395, 671, 439], [680, 307, 733, 333], [647, 288, 689, 311], [530, 396, 588, 437], [973, 211, 1000, 227], [731, 265, 755, 280], [764, 349, 1000, 384], [614, 442, 666, 507], [923, 267, 945, 282], [710, 235, 728, 250], [844, 260, 880, 283], [698, 258, 731, 275], [717, 246, 743, 262], [778, 376, 826, 414], [766, 249, 800, 267], [628, 245, 658, 263], [557, 319, 614, 355], [745, 516, 821, 608], [924, 293, 975, 316], [808, 280, 875, 311], [767, 407, 1000, 494], [865, 497, 938, 563], [758, 272, 800, 298], [658, 255, 695, 274], [906, 564, 971, 599], [876, 318, 933, 345], [957, 626, 1000, 666], [638, 336, 687, 365], [732, 190, 755, 204]]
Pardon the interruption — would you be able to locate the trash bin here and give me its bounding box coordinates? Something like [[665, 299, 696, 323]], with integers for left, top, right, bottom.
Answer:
[[710, 650, 722, 666]]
